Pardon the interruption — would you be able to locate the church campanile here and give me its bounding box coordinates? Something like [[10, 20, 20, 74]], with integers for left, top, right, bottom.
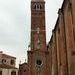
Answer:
[[31, 0, 46, 51], [27, 0, 50, 75]]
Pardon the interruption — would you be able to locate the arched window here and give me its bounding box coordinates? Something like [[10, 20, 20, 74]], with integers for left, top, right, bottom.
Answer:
[[33, 4, 44, 10], [36, 5, 41, 10], [40, 5, 42, 9], [2, 59, 6, 64], [33, 5, 37, 9], [11, 71, 16, 75], [37, 5, 39, 9]]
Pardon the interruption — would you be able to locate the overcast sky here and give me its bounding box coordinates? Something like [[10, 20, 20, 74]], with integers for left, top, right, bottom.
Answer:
[[0, 0, 63, 67]]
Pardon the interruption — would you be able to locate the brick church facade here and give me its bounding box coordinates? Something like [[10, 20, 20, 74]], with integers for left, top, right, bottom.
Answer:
[[19, 0, 75, 75]]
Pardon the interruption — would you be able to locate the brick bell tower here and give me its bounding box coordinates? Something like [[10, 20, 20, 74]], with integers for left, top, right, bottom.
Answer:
[[31, 0, 46, 51], [28, 0, 50, 75]]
